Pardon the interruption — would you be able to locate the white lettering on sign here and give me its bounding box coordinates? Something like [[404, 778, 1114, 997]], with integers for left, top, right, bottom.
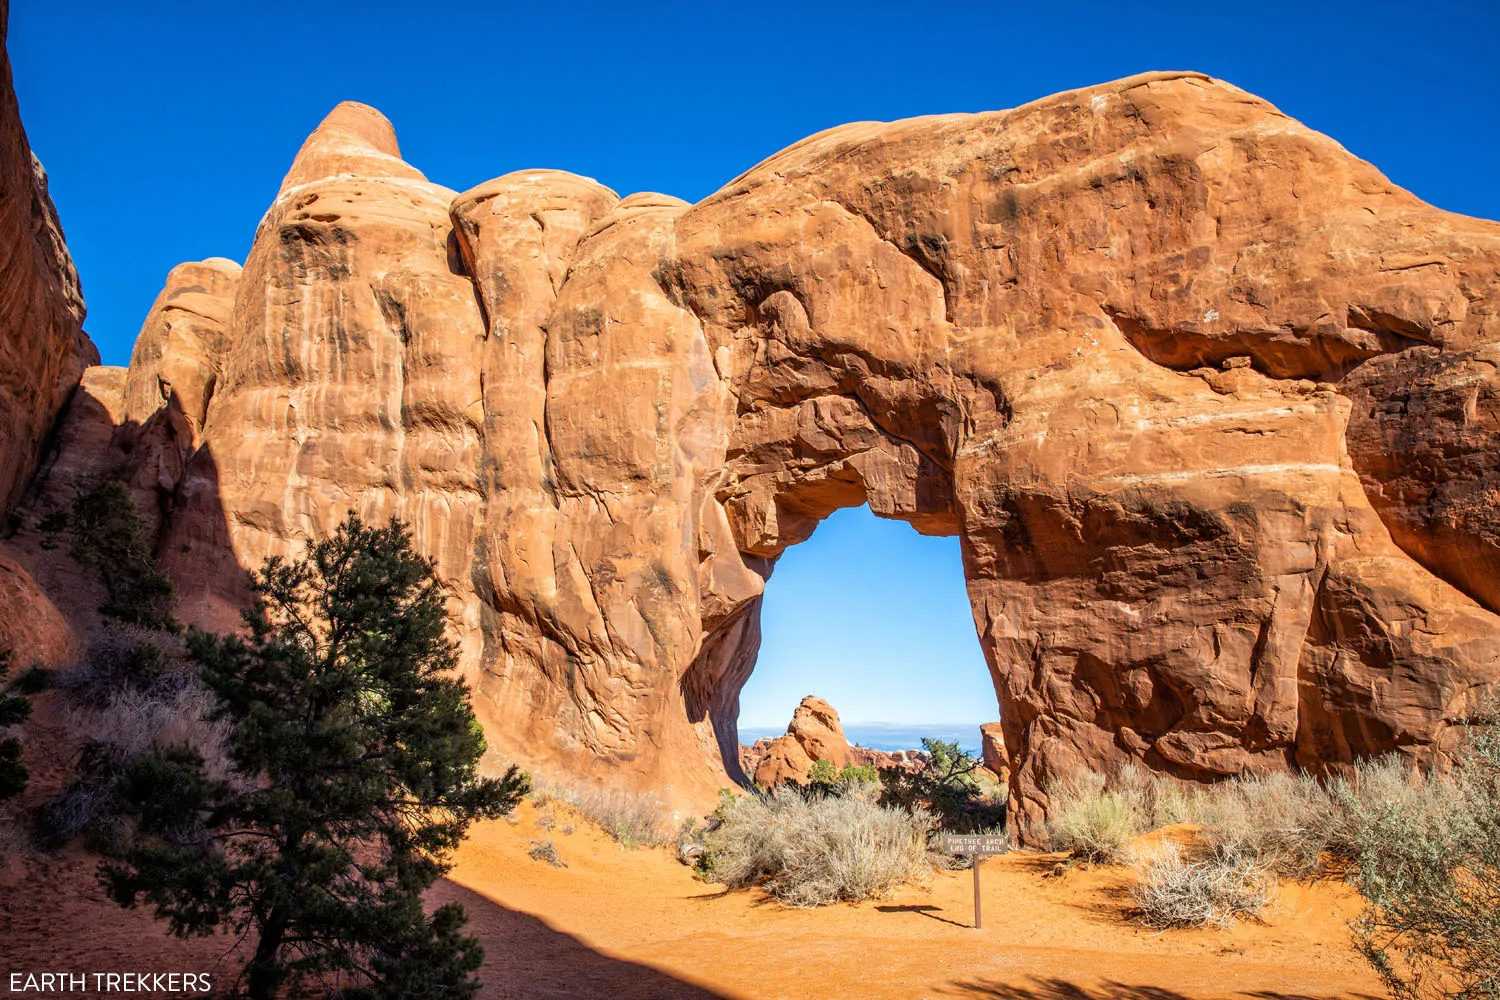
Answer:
[[936, 833, 1009, 855]]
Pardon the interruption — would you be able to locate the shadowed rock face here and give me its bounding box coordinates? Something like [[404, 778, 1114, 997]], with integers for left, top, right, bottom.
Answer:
[[10, 73, 1500, 841]]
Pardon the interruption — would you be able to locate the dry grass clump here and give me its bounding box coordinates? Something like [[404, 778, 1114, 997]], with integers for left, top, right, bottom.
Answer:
[[40, 628, 235, 847], [0, 809, 26, 855], [527, 839, 566, 867], [529, 774, 675, 848], [1188, 770, 1344, 878], [1131, 841, 1276, 928], [700, 785, 933, 908], [1046, 771, 1142, 864]]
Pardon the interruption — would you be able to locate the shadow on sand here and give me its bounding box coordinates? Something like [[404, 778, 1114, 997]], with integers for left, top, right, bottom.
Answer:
[[430, 880, 732, 1000], [874, 903, 974, 929], [941, 979, 1382, 1000]]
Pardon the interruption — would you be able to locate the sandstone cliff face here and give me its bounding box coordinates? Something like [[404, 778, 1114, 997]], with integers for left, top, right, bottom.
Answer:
[[15, 72, 1500, 842], [0, 0, 95, 519]]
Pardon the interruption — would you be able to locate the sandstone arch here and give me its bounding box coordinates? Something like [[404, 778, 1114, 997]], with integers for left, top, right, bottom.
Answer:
[[27, 72, 1500, 843]]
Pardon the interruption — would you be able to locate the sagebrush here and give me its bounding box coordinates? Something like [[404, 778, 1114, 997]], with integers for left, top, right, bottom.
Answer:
[[1347, 713, 1500, 1000], [700, 785, 932, 907], [529, 775, 674, 847], [1131, 841, 1276, 928]]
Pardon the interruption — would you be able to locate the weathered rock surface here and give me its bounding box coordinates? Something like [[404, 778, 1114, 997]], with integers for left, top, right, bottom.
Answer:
[[0, 0, 95, 519], [980, 722, 1008, 779], [0, 550, 72, 667], [115, 259, 241, 530], [750, 695, 854, 786], [11, 71, 1500, 842]]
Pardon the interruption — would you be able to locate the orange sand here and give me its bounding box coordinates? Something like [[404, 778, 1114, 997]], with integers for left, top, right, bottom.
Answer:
[[1, 765, 1385, 1000], [433, 802, 1384, 1000]]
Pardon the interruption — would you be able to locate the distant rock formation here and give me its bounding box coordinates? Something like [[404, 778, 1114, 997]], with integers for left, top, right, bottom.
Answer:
[[749, 696, 853, 786], [980, 723, 1007, 782], [3, 52, 1500, 841], [740, 696, 923, 786]]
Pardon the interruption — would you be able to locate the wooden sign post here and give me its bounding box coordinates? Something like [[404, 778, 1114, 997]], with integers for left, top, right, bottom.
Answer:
[[936, 833, 1009, 929]]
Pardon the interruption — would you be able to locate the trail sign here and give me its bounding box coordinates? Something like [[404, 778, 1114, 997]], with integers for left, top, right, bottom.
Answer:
[[936, 834, 1010, 929], [936, 834, 1009, 856]]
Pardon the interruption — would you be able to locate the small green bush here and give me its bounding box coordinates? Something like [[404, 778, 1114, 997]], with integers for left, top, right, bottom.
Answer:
[[806, 759, 881, 797], [701, 785, 933, 907], [808, 758, 838, 785]]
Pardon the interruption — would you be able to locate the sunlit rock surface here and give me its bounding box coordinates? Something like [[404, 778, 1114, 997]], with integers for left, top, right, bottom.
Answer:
[[8, 71, 1500, 840]]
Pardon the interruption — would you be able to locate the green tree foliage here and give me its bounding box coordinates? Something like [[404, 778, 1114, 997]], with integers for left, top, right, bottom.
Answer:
[[807, 757, 838, 786], [878, 738, 1002, 832], [101, 515, 528, 999], [806, 758, 880, 796], [65, 481, 176, 630], [1351, 709, 1500, 1000], [0, 649, 32, 801]]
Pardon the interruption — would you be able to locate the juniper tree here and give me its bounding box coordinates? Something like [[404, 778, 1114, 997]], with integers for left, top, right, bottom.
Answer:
[[101, 515, 527, 999], [63, 480, 176, 630], [878, 738, 1002, 832]]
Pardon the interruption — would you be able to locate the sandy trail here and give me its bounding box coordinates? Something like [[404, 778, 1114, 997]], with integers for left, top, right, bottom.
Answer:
[[0, 711, 1385, 1000], [435, 802, 1385, 1000]]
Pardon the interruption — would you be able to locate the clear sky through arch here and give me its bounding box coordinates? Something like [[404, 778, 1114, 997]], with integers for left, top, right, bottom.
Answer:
[[736, 505, 997, 731]]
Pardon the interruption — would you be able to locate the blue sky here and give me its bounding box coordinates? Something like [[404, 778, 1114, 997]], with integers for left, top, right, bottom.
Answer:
[[8, 0, 1496, 726]]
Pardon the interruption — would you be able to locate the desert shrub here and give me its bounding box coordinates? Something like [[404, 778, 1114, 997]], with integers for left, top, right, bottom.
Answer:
[[10, 664, 54, 695], [63, 481, 176, 630], [55, 625, 182, 707], [700, 785, 933, 907], [1, 649, 32, 802], [0, 809, 25, 854], [1047, 771, 1142, 864], [1190, 770, 1346, 878], [527, 839, 565, 867], [39, 628, 230, 848], [529, 775, 674, 847], [808, 757, 838, 785], [1131, 841, 1276, 928], [879, 738, 1004, 832], [1347, 713, 1500, 1000]]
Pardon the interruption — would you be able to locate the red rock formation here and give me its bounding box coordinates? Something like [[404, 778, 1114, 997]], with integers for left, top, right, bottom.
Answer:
[[980, 723, 1007, 780], [0, 0, 95, 519], [750, 696, 854, 786], [8, 69, 1500, 843], [740, 696, 922, 786]]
